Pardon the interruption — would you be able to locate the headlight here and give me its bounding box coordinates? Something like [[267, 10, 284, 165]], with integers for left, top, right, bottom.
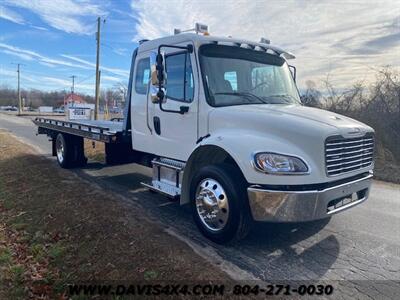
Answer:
[[253, 152, 309, 174]]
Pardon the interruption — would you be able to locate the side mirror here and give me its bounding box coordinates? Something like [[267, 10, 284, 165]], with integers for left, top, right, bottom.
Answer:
[[289, 65, 296, 82], [149, 51, 166, 103], [151, 43, 193, 114]]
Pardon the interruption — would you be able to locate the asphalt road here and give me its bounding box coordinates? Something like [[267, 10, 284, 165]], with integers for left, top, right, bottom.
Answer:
[[1, 112, 399, 298]]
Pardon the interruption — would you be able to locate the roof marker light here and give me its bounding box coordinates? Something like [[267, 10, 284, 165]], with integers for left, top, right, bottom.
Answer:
[[195, 23, 209, 34], [173, 23, 209, 35], [260, 37, 271, 44]]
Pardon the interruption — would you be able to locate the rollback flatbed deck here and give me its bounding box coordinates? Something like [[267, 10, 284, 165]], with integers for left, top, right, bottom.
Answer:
[[33, 117, 129, 144], [34, 117, 134, 166]]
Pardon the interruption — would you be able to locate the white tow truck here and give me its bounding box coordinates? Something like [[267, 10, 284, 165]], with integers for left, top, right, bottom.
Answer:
[[34, 24, 375, 243]]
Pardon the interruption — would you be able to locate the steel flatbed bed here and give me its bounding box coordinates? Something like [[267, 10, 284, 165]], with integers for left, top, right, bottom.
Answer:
[[33, 117, 128, 143]]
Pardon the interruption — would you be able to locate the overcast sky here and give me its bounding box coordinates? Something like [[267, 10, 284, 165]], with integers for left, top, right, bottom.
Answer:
[[0, 0, 399, 95]]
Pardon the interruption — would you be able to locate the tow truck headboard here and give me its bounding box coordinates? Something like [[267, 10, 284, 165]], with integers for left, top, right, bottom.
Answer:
[[122, 48, 138, 133]]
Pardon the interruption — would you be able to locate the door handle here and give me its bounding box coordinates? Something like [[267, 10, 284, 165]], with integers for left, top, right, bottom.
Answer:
[[179, 106, 189, 114], [153, 116, 161, 135]]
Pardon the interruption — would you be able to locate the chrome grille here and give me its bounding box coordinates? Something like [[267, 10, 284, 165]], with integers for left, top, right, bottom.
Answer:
[[325, 133, 374, 176]]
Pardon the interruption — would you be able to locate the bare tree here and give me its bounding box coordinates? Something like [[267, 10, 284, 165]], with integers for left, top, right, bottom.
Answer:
[[0, 86, 94, 108], [301, 80, 322, 107], [113, 82, 128, 102]]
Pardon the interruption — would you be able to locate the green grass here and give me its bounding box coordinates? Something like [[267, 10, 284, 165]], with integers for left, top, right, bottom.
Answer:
[[31, 230, 46, 244], [9, 286, 26, 300], [9, 265, 25, 284], [72, 295, 92, 300], [144, 270, 159, 280], [3, 264, 27, 299], [7, 265, 26, 299], [48, 242, 66, 262], [30, 243, 45, 262], [1, 196, 14, 210], [0, 179, 14, 209], [11, 223, 28, 231], [9, 212, 28, 230], [0, 248, 12, 265]]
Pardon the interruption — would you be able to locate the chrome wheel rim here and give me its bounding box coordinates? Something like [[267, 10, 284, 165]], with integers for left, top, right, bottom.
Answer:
[[195, 178, 229, 232], [56, 137, 64, 163]]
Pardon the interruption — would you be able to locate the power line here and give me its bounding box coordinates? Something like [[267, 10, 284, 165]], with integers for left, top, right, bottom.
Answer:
[[76, 73, 96, 85]]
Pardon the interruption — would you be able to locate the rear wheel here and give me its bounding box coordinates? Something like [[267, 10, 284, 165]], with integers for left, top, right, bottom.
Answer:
[[56, 134, 69, 168], [55, 133, 87, 168], [190, 164, 252, 244]]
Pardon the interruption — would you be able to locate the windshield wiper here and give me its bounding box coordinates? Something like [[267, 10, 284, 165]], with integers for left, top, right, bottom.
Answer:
[[214, 92, 270, 104], [263, 94, 298, 104]]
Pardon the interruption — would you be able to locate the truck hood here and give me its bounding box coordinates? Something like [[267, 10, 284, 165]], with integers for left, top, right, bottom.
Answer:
[[208, 104, 373, 139], [206, 104, 374, 185]]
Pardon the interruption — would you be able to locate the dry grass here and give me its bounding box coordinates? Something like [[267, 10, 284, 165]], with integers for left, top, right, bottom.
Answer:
[[0, 130, 230, 299], [83, 139, 105, 163]]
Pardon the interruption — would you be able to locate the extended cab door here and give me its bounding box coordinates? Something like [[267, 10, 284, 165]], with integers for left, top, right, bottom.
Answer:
[[149, 45, 198, 160], [130, 54, 153, 152]]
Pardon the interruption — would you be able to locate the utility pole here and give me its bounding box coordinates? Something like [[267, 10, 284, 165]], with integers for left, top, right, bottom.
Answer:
[[17, 64, 21, 114], [11, 63, 24, 115], [70, 75, 77, 95], [94, 17, 101, 120]]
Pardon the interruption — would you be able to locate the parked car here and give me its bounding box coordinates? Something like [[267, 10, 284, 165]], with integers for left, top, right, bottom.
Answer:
[[4, 106, 18, 111]]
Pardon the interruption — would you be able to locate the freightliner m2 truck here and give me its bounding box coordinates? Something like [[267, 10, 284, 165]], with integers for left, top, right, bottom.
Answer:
[[34, 24, 375, 243]]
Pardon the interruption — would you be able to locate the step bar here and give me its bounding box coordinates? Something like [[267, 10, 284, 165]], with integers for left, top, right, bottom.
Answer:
[[141, 158, 185, 198]]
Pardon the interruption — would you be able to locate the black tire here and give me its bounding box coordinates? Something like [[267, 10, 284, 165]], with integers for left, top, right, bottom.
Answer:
[[55, 133, 72, 168], [55, 133, 87, 168], [190, 163, 253, 244]]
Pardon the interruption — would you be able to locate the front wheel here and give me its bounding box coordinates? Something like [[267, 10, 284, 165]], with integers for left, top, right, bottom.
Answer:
[[190, 164, 252, 244]]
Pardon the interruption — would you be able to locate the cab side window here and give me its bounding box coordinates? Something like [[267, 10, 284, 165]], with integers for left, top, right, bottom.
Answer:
[[135, 58, 150, 95], [165, 52, 194, 102]]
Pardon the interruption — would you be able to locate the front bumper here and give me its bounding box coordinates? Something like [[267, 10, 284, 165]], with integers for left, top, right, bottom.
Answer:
[[247, 173, 373, 222]]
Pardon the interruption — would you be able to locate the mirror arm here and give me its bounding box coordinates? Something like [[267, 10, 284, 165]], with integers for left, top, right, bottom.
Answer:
[[156, 44, 193, 114], [183, 53, 187, 102], [158, 102, 188, 115], [289, 65, 296, 82]]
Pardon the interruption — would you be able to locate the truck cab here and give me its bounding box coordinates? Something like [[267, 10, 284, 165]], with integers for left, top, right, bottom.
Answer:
[[130, 30, 374, 242], [35, 26, 375, 243]]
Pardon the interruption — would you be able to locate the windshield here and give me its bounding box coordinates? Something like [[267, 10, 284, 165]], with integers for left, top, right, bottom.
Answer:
[[199, 44, 301, 107]]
